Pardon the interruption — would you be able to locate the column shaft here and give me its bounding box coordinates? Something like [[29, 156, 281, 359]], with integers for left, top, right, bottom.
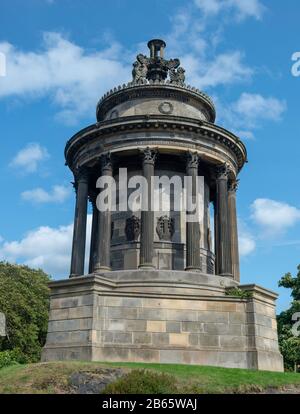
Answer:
[[185, 152, 201, 271], [88, 194, 99, 274], [70, 169, 89, 277], [139, 148, 156, 269], [94, 154, 113, 272], [213, 199, 219, 275], [215, 164, 232, 277], [228, 180, 240, 282]]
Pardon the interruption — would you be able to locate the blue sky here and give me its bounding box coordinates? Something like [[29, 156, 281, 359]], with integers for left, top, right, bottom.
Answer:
[[0, 0, 299, 312]]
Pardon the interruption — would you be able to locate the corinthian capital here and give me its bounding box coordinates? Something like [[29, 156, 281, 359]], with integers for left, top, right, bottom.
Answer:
[[140, 147, 158, 164], [100, 152, 113, 172], [216, 163, 231, 180], [74, 166, 89, 183], [186, 151, 199, 170], [228, 179, 239, 192]]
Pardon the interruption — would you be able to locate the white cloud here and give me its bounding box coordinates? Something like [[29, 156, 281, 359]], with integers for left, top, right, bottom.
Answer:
[[194, 0, 222, 15], [217, 93, 286, 137], [190, 51, 253, 89], [21, 185, 71, 204], [9, 143, 49, 173], [0, 4, 269, 128], [0, 32, 130, 124], [238, 219, 256, 256], [0, 216, 92, 277], [239, 231, 256, 256], [251, 198, 300, 236], [194, 0, 265, 21], [228, 0, 265, 21], [233, 93, 286, 126], [235, 130, 255, 140]]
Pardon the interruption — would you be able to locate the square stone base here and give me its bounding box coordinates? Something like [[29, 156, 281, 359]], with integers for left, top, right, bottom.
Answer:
[[41, 271, 284, 372]]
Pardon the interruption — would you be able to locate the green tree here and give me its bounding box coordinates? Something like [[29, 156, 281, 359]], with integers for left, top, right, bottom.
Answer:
[[277, 265, 300, 371], [0, 262, 50, 362]]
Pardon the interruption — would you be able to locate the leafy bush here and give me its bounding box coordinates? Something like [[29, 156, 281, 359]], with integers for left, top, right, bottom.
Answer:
[[0, 262, 50, 362], [102, 369, 178, 394], [226, 287, 253, 299], [277, 265, 300, 371], [0, 349, 27, 369]]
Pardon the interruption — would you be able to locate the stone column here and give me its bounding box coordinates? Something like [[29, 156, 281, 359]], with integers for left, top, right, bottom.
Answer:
[[213, 199, 219, 275], [185, 152, 201, 271], [94, 153, 113, 272], [228, 179, 240, 282], [215, 164, 232, 277], [88, 191, 99, 274], [139, 147, 156, 269], [70, 168, 89, 278]]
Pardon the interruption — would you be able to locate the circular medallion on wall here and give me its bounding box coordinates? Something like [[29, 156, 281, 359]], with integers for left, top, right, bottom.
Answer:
[[158, 101, 174, 115]]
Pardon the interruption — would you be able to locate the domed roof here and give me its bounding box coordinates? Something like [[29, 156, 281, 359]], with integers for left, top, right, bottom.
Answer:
[[96, 39, 216, 123]]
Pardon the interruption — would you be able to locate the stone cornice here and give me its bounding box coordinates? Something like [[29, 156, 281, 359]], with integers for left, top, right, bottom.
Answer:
[[96, 81, 216, 122], [65, 115, 247, 172]]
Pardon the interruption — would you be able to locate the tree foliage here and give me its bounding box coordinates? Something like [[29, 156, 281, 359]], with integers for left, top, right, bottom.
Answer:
[[277, 265, 300, 371], [0, 262, 50, 362]]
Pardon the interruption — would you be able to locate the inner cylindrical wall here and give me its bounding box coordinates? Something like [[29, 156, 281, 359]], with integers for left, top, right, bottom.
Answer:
[[107, 164, 214, 273]]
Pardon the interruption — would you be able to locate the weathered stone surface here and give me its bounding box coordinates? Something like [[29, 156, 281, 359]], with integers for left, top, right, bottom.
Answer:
[[69, 368, 125, 394], [198, 311, 229, 324], [147, 320, 166, 332], [166, 321, 181, 333], [42, 274, 284, 372], [152, 333, 170, 346], [169, 333, 189, 346], [133, 332, 152, 345], [199, 334, 220, 347], [182, 321, 204, 333]]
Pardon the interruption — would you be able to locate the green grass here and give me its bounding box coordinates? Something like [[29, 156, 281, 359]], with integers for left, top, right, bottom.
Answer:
[[101, 362, 300, 393], [0, 361, 299, 394]]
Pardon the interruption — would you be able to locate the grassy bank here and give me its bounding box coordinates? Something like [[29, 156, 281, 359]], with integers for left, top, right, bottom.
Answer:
[[0, 361, 299, 394]]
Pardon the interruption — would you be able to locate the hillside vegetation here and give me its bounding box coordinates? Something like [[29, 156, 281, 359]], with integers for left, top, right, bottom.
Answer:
[[0, 361, 300, 394]]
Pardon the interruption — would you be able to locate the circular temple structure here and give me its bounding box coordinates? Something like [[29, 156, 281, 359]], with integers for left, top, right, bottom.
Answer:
[[42, 40, 283, 371]]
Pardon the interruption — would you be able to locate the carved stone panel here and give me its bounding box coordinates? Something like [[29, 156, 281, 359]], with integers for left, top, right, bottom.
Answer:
[[125, 215, 141, 241], [156, 216, 175, 241]]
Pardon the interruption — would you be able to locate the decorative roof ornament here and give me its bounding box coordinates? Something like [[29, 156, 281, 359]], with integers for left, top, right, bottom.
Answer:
[[132, 39, 186, 85]]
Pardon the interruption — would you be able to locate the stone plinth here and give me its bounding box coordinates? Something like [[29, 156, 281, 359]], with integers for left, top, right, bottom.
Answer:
[[41, 271, 283, 372]]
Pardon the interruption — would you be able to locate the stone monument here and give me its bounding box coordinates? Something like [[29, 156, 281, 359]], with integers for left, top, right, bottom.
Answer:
[[42, 39, 284, 371]]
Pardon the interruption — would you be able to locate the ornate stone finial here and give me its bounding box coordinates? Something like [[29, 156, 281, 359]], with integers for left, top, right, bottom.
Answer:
[[156, 216, 175, 241], [186, 151, 199, 169], [228, 179, 239, 192], [131, 39, 186, 85], [216, 163, 231, 180], [125, 215, 140, 241], [140, 147, 158, 164], [132, 54, 148, 83]]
